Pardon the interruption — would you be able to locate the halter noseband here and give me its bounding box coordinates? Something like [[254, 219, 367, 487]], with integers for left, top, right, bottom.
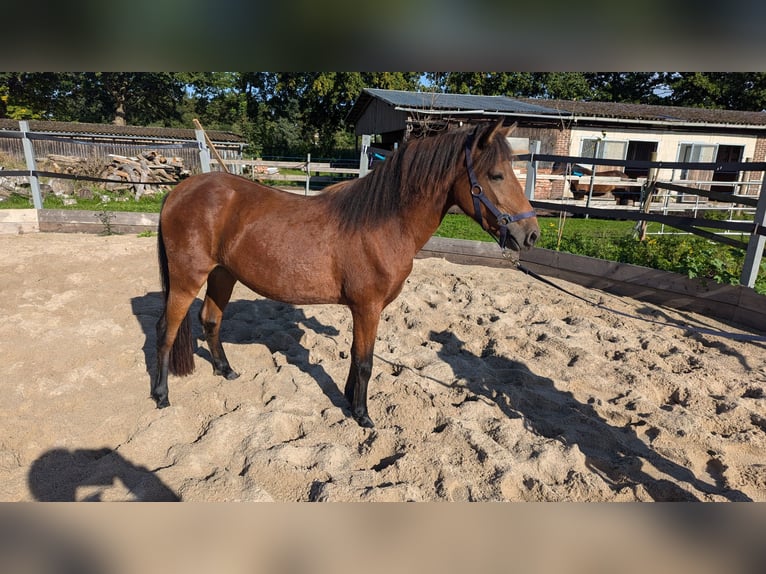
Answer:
[[464, 132, 536, 250]]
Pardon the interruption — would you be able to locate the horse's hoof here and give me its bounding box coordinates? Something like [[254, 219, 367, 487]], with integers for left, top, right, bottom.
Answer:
[[354, 413, 375, 428], [155, 398, 170, 409], [214, 367, 240, 380]]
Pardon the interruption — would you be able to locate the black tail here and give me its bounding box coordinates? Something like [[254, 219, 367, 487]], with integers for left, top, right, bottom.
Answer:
[[157, 206, 195, 376]]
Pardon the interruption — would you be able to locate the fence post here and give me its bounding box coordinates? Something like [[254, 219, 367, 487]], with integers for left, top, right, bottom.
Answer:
[[524, 140, 540, 200], [740, 171, 766, 288], [19, 121, 43, 209], [635, 151, 659, 241], [585, 139, 602, 218], [195, 129, 212, 173], [305, 153, 311, 195], [359, 134, 371, 178]]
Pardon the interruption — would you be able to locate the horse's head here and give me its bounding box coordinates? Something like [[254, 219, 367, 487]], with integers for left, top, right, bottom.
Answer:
[[454, 121, 539, 251]]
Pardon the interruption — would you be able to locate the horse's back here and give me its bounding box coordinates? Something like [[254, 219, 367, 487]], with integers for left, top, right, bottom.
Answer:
[[163, 172, 283, 214], [160, 173, 265, 258], [161, 172, 301, 235]]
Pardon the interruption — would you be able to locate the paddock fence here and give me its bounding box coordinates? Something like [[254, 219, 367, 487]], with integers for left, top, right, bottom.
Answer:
[[0, 122, 360, 205], [1, 127, 764, 328], [512, 152, 766, 289], [221, 158, 360, 194]]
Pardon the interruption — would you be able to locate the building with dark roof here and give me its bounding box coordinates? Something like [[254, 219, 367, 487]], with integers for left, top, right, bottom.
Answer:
[[348, 88, 766, 198]]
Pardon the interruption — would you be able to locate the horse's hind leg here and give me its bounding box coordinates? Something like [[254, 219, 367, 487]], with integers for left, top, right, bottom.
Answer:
[[199, 266, 239, 380], [153, 288, 199, 408]]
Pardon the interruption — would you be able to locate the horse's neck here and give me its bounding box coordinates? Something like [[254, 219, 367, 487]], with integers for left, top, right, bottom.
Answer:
[[396, 183, 455, 254]]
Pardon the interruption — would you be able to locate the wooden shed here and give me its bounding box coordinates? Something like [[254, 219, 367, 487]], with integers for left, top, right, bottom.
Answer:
[[0, 119, 246, 171], [346, 88, 562, 149]]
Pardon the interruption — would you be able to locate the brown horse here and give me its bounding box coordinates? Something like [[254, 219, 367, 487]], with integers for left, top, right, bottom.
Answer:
[[552, 162, 633, 201], [152, 120, 539, 427]]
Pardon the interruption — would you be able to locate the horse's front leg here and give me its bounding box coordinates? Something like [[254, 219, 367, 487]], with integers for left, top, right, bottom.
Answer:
[[344, 306, 381, 428]]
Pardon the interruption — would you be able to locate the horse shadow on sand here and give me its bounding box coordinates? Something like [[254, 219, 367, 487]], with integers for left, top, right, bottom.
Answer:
[[130, 293, 753, 501], [130, 292, 349, 414], [428, 329, 752, 502]]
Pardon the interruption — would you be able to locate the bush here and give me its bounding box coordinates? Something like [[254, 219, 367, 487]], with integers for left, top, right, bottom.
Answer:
[[540, 228, 764, 294]]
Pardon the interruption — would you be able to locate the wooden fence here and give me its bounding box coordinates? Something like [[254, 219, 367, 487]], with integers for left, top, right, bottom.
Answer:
[[0, 121, 359, 202], [221, 158, 359, 195], [0, 121, 220, 177], [1, 128, 764, 298]]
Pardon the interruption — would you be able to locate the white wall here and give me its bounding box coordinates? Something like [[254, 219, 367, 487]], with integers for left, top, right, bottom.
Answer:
[[569, 126, 759, 180]]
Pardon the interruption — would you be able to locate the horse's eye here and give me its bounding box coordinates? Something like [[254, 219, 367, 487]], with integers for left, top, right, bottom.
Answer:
[[489, 172, 504, 181]]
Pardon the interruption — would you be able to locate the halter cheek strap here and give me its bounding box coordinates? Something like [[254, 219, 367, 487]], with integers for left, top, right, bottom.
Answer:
[[464, 134, 536, 250]]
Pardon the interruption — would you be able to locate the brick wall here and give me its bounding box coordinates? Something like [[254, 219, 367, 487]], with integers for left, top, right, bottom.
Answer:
[[742, 136, 766, 196], [540, 128, 571, 199]]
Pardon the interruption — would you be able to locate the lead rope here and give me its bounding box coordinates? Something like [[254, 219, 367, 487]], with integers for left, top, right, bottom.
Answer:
[[515, 261, 766, 342], [463, 133, 763, 342], [515, 261, 597, 305]]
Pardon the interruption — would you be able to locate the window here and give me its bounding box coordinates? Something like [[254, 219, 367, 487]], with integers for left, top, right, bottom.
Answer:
[[677, 143, 716, 180], [580, 138, 627, 160]]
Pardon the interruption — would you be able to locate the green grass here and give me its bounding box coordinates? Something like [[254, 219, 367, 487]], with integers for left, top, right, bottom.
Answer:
[[435, 213, 765, 295], [434, 213, 654, 243], [0, 190, 166, 212]]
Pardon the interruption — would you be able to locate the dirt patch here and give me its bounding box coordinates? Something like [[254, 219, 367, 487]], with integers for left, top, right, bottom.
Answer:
[[1, 233, 764, 501]]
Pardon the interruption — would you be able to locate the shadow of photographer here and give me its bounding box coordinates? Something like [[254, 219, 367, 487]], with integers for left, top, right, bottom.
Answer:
[[28, 447, 179, 502]]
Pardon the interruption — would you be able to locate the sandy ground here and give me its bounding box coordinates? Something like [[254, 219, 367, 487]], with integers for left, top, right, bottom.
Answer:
[[1, 232, 765, 502]]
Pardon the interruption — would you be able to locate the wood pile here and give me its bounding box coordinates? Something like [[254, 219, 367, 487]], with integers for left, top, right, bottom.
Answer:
[[41, 151, 190, 198], [243, 164, 280, 177]]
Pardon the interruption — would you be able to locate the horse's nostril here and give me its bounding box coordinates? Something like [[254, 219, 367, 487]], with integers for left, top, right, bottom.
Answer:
[[528, 230, 539, 247]]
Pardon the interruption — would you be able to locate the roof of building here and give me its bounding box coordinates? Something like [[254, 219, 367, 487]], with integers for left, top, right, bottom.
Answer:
[[347, 88, 561, 124], [518, 98, 766, 127], [349, 88, 766, 129], [0, 119, 247, 144]]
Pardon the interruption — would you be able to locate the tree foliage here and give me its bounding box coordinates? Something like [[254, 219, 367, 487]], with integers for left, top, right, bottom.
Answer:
[[660, 72, 766, 111], [2, 72, 764, 158]]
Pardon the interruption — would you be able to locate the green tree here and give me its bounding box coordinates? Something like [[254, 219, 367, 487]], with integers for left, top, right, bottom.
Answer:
[[0, 72, 81, 119], [0, 72, 187, 125], [79, 73, 185, 126], [538, 72, 592, 100], [427, 72, 665, 103], [583, 73, 664, 103], [662, 72, 766, 111], [427, 72, 540, 96], [252, 72, 420, 157]]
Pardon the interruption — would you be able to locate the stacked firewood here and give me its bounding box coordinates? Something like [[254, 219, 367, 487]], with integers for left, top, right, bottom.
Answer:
[[42, 151, 190, 198]]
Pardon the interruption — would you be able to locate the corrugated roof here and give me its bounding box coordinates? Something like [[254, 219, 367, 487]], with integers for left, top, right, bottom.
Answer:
[[349, 89, 766, 129], [0, 119, 247, 143], [363, 88, 558, 114], [517, 98, 766, 126], [347, 88, 566, 124]]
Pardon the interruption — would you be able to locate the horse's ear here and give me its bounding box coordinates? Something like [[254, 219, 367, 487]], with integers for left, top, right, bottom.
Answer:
[[478, 119, 513, 148]]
